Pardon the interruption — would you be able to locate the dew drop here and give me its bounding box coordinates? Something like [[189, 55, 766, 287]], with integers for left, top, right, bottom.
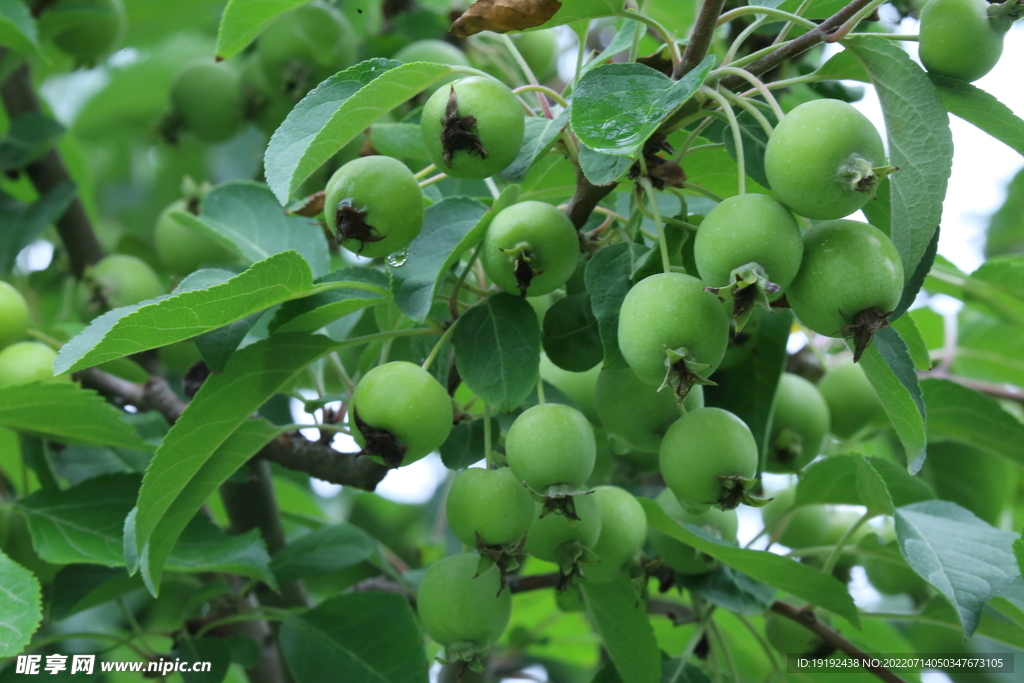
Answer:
[[387, 248, 409, 268]]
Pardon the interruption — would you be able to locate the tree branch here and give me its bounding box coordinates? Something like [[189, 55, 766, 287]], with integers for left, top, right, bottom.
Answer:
[[720, 0, 876, 90], [78, 367, 390, 489], [674, 0, 727, 79], [771, 601, 908, 683], [0, 63, 105, 277], [563, 173, 618, 231], [918, 370, 1024, 406]]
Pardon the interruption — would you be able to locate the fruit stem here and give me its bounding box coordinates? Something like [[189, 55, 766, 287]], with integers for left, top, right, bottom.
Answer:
[[639, 176, 673, 274], [483, 404, 494, 468], [700, 86, 745, 194], [418, 172, 448, 188], [826, 0, 886, 43], [512, 84, 569, 108], [735, 613, 786, 681], [615, 9, 682, 72], [497, 34, 553, 119], [413, 163, 437, 180], [712, 66, 785, 123], [821, 509, 872, 575], [536, 376, 546, 404], [720, 88, 774, 136], [422, 320, 458, 372]]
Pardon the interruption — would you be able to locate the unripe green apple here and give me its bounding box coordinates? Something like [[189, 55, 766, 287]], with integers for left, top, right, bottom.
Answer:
[[446, 467, 534, 548], [77, 255, 165, 321], [481, 201, 579, 297], [919, 0, 1010, 82], [43, 0, 125, 65], [154, 200, 235, 275], [257, 0, 356, 96], [765, 373, 831, 473], [0, 342, 60, 388], [649, 487, 738, 575], [0, 281, 30, 350], [817, 360, 884, 439], [586, 486, 647, 584], [170, 61, 245, 143]]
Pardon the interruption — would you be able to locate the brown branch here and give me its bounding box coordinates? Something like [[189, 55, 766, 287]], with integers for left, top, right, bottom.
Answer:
[[771, 601, 908, 683], [0, 63, 105, 277], [674, 0, 728, 79], [719, 0, 877, 90], [563, 173, 618, 231], [918, 370, 1024, 407]]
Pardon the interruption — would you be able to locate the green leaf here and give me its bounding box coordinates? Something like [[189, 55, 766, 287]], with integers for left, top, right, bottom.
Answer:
[[15, 474, 274, 587], [0, 548, 42, 657], [930, 75, 1024, 156], [925, 441, 1016, 527], [676, 564, 776, 615], [0, 383, 151, 450], [439, 416, 499, 470], [705, 308, 791, 465], [640, 498, 860, 625], [921, 378, 1024, 469], [137, 419, 284, 593], [534, 0, 626, 30], [815, 48, 869, 82], [795, 455, 893, 515], [895, 500, 1020, 637], [49, 564, 142, 620], [265, 59, 470, 204], [0, 183, 75, 273], [856, 326, 927, 474], [954, 309, 1024, 387], [542, 292, 602, 373], [55, 251, 317, 374], [270, 523, 377, 582], [890, 308, 931, 371], [867, 457, 935, 508], [893, 217, 938, 318], [0, 0, 40, 57], [369, 122, 430, 163], [216, 0, 308, 60], [389, 196, 492, 323], [195, 313, 262, 372], [499, 112, 568, 183], [578, 143, 633, 186], [133, 334, 334, 578], [877, 595, 1024, 650], [271, 266, 391, 333], [1015, 532, 1024, 583], [172, 637, 233, 683], [926, 256, 1024, 327], [279, 592, 428, 683], [171, 181, 330, 276], [452, 293, 541, 412], [584, 243, 647, 369], [986, 167, 1024, 257], [572, 58, 713, 157], [844, 36, 953, 282], [721, 110, 772, 189], [0, 113, 63, 170], [581, 577, 661, 683]]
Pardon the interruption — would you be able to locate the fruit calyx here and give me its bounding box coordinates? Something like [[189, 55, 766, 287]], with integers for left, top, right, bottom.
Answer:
[[439, 86, 487, 166], [334, 200, 385, 253], [772, 427, 804, 471], [531, 484, 593, 521], [705, 262, 779, 332], [989, 1, 1022, 30], [475, 534, 527, 596], [436, 644, 488, 673], [715, 474, 767, 510], [352, 408, 407, 468], [500, 241, 541, 297], [660, 346, 716, 403], [835, 154, 897, 196], [844, 306, 894, 362], [554, 540, 601, 591]]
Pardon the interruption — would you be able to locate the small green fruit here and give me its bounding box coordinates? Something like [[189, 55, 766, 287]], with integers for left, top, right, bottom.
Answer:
[[0, 342, 59, 388], [648, 488, 738, 575], [525, 494, 602, 565], [349, 361, 453, 468], [421, 76, 525, 179], [817, 360, 884, 439], [919, 0, 1009, 82], [481, 201, 579, 297], [77, 255, 164, 321], [446, 467, 534, 548], [506, 403, 596, 493], [324, 156, 424, 259], [154, 200, 235, 275], [0, 281, 30, 350], [586, 486, 647, 584], [170, 61, 245, 143], [765, 373, 831, 473]]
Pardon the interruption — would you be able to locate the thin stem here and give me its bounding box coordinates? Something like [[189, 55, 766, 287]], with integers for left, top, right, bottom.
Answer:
[[419, 173, 447, 188], [513, 84, 569, 108], [736, 613, 785, 681], [718, 6, 817, 30], [775, 0, 814, 44], [700, 86, 745, 194], [848, 32, 919, 40], [720, 88, 774, 137], [616, 10, 681, 71], [414, 163, 437, 180], [195, 610, 290, 639], [712, 66, 785, 123], [822, 509, 872, 574], [671, 115, 722, 162], [499, 33, 553, 118], [639, 177, 672, 274], [483, 404, 494, 467], [723, 15, 770, 66], [827, 0, 888, 43], [422, 321, 458, 372], [708, 620, 738, 683], [449, 242, 484, 319], [536, 375, 546, 404], [326, 352, 355, 394], [679, 182, 724, 203], [484, 177, 501, 199]]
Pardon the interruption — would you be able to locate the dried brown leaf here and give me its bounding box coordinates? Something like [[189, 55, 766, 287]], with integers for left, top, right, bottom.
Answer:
[[451, 0, 563, 37]]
